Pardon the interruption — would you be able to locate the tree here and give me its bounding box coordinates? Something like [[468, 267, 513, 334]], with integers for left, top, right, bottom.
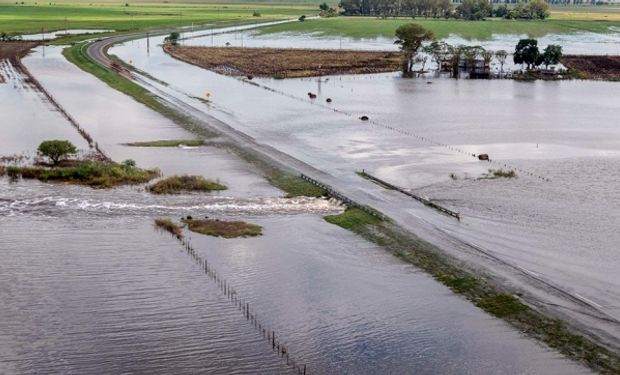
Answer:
[[423, 40, 449, 72], [164, 31, 180, 45], [481, 49, 493, 71], [542, 44, 562, 68], [319, 2, 329, 10], [513, 39, 540, 70], [495, 49, 508, 75], [457, 0, 492, 20], [299, 15, 307, 21], [37, 140, 77, 165], [395, 24, 434, 76], [525, 0, 549, 19]]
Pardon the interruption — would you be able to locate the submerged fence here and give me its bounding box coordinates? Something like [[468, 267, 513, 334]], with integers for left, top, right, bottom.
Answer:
[[240, 77, 551, 183], [13, 59, 111, 161], [160, 229, 309, 375]]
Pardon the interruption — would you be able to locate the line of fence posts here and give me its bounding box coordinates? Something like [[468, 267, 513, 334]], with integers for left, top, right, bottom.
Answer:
[[168, 234, 308, 375]]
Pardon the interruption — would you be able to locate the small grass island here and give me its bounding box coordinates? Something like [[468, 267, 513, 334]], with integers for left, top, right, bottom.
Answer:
[[148, 175, 227, 194], [183, 217, 263, 239]]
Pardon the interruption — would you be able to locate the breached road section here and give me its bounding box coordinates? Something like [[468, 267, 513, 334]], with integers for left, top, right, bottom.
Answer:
[[80, 27, 620, 371]]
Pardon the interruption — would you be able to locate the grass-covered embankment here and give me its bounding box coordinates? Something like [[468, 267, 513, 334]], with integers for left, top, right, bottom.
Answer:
[[324, 208, 620, 374], [62, 42, 215, 138], [148, 175, 226, 194], [183, 218, 262, 238], [258, 15, 620, 40], [6, 161, 159, 188], [125, 139, 205, 147]]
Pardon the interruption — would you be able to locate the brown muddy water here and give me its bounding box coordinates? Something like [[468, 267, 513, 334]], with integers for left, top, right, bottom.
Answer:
[[108, 30, 620, 339], [0, 34, 603, 374]]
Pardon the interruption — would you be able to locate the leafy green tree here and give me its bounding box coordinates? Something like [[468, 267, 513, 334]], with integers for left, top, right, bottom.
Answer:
[[542, 44, 562, 68], [319, 2, 329, 10], [513, 39, 540, 70], [395, 23, 434, 76], [423, 40, 449, 72], [37, 140, 77, 165], [299, 15, 307, 21], [525, 0, 549, 19], [457, 0, 492, 20]]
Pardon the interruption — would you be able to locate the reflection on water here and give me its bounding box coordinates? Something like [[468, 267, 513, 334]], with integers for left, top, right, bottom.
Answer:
[[109, 30, 620, 326], [0, 25, 607, 374]]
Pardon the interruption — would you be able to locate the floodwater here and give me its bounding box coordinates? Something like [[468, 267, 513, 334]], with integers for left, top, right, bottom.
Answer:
[[0, 28, 596, 373], [109, 29, 620, 338], [180, 26, 620, 55], [19, 29, 112, 41]]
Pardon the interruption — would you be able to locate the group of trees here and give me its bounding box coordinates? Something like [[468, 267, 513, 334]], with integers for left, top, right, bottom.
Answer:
[[513, 39, 562, 69], [338, 0, 549, 19], [0, 32, 22, 41], [394, 24, 562, 77]]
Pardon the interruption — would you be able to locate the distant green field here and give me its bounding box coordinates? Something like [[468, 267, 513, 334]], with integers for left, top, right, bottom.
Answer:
[[0, 2, 315, 35], [258, 15, 620, 40]]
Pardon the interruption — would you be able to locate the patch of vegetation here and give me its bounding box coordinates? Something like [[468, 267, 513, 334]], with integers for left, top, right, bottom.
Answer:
[[155, 218, 184, 239], [148, 175, 226, 194], [265, 170, 326, 198], [0, 2, 316, 36], [182, 218, 262, 238], [7, 160, 159, 188], [323, 207, 620, 373], [480, 169, 517, 179], [476, 293, 528, 318], [0, 165, 5, 176], [124, 139, 205, 147], [324, 207, 381, 230]]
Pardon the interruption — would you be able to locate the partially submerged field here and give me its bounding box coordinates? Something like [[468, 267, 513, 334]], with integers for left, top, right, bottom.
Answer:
[[164, 45, 401, 78], [258, 13, 620, 40], [562, 55, 620, 81]]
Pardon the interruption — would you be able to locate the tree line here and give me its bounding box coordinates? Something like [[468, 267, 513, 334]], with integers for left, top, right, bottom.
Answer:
[[338, 0, 551, 20], [395, 23, 562, 77]]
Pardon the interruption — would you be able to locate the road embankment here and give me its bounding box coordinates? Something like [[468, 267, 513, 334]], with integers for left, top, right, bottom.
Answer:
[[163, 45, 401, 78]]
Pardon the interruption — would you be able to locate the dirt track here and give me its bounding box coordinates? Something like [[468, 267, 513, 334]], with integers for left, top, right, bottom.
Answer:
[[562, 55, 620, 81], [164, 45, 401, 78]]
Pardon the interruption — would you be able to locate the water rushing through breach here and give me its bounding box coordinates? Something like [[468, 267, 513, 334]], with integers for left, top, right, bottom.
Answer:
[[0, 24, 611, 374]]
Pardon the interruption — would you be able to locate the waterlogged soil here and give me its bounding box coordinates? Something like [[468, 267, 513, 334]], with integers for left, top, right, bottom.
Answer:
[[562, 54, 620, 80], [164, 45, 401, 78]]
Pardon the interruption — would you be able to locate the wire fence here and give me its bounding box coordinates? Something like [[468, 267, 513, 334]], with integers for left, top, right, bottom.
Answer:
[[159, 229, 309, 375]]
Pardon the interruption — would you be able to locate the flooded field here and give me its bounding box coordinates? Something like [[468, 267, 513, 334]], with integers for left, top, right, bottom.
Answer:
[[0, 28, 601, 374], [109, 29, 620, 339], [0, 177, 589, 374]]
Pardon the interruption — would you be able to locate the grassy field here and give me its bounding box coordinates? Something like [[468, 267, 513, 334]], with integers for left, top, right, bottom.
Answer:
[[0, 1, 315, 35], [259, 8, 620, 40]]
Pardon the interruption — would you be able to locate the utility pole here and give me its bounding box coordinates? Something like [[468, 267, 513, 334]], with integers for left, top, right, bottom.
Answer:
[[146, 31, 150, 55], [64, 17, 67, 34]]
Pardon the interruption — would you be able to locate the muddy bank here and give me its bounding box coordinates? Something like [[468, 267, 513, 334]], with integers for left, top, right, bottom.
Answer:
[[562, 55, 620, 81], [164, 45, 401, 78]]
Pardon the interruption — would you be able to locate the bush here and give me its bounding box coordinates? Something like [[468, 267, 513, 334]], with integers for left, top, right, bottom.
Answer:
[[252, 10, 261, 17]]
